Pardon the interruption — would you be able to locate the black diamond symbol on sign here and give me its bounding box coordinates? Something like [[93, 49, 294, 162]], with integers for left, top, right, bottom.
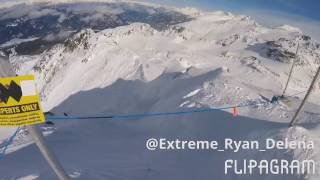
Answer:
[[0, 81, 23, 104]]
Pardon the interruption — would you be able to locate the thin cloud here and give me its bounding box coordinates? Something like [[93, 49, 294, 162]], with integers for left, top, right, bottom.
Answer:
[[242, 9, 320, 42]]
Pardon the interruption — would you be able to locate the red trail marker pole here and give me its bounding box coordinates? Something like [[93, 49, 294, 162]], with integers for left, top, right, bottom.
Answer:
[[232, 107, 238, 117]]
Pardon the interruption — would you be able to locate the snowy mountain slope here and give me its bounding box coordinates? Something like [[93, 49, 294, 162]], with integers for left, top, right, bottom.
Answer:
[[0, 56, 15, 77], [1, 2, 320, 180], [10, 10, 320, 111], [1, 66, 320, 180]]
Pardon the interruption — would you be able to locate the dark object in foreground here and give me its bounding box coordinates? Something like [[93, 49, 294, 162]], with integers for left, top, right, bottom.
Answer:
[[45, 121, 55, 126]]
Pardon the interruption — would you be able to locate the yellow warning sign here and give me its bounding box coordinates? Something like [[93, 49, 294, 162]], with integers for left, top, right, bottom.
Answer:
[[0, 75, 45, 127]]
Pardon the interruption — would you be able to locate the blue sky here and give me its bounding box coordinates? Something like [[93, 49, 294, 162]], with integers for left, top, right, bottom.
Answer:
[[143, 0, 320, 21], [178, 0, 318, 20]]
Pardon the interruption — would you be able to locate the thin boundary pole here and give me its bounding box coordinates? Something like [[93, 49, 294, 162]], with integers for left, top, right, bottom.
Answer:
[[289, 66, 320, 127], [27, 126, 70, 180], [282, 42, 300, 97]]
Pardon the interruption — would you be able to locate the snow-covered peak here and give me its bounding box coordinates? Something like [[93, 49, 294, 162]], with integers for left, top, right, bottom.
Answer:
[[102, 23, 156, 38], [277, 24, 303, 33]]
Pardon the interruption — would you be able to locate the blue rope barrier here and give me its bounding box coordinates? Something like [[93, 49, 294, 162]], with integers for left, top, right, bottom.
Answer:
[[286, 90, 306, 97], [45, 90, 307, 121], [0, 127, 20, 160], [46, 102, 266, 121]]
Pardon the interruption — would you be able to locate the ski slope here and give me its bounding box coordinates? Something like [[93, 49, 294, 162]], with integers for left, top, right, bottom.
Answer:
[[1, 1, 320, 179]]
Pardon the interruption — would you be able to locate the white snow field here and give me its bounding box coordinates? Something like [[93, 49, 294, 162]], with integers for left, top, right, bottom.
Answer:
[[1, 1, 320, 180]]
